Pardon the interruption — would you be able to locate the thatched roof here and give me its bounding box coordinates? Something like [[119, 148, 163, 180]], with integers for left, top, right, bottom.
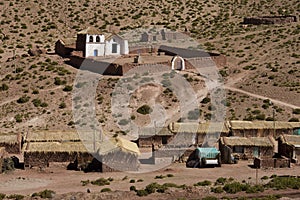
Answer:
[[139, 127, 174, 137], [78, 27, 100, 35], [169, 122, 229, 134], [57, 38, 76, 47], [25, 130, 81, 142], [98, 137, 140, 156], [222, 137, 273, 147], [0, 147, 8, 158], [229, 121, 299, 130], [0, 134, 19, 144], [24, 142, 88, 153], [278, 134, 300, 147]]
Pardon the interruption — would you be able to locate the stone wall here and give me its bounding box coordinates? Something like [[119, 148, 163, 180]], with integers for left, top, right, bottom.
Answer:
[[254, 157, 290, 168], [243, 16, 297, 25]]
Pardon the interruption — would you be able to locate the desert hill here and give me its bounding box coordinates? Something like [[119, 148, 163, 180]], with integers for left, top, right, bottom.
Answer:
[[0, 0, 299, 134]]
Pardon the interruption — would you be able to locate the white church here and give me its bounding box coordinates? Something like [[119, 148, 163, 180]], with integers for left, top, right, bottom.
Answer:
[[75, 27, 129, 57]]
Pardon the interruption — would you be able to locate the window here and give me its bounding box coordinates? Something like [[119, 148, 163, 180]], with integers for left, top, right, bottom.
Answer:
[[96, 36, 100, 42], [89, 36, 93, 42], [233, 146, 244, 153], [112, 43, 118, 53]]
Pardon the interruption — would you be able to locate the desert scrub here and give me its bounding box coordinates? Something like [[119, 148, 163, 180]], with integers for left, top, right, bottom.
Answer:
[[100, 188, 112, 193], [91, 178, 110, 186], [137, 104, 152, 115], [17, 95, 30, 103], [194, 180, 212, 186], [31, 189, 55, 198]]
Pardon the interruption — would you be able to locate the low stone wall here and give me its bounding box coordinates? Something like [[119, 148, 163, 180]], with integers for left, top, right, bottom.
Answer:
[[254, 157, 290, 168], [243, 16, 297, 25]]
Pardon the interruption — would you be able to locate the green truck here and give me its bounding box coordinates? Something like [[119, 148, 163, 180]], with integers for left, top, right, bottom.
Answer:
[[186, 147, 221, 168]]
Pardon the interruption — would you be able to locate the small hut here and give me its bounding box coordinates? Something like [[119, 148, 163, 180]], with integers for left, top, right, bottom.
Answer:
[[219, 136, 274, 163], [0, 133, 22, 154], [138, 127, 174, 150], [277, 134, 300, 163], [96, 137, 141, 172]]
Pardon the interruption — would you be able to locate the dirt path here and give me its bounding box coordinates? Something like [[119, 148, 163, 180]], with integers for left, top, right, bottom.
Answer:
[[224, 85, 299, 109], [0, 161, 299, 197]]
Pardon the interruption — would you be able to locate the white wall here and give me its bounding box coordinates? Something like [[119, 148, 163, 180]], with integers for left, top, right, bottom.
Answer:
[[85, 43, 105, 57]]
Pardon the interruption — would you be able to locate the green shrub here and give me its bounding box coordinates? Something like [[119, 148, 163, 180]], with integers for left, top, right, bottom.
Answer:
[[14, 114, 22, 123], [266, 176, 300, 190], [17, 95, 30, 103], [31, 189, 55, 198], [293, 109, 300, 114], [201, 97, 211, 104], [81, 180, 89, 186], [246, 184, 264, 193], [130, 179, 135, 183], [223, 182, 248, 194], [59, 102, 66, 109], [91, 178, 110, 186], [261, 176, 269, 180], [0, 83, 9, 91], [137, 105, 152, 115], [137, 179, 143, 182], [211, 186, 224, 193], [7, 194, 24, 200], [0, 193, 5, 200], [194, 180, 212, 186], [130, 186, 136, 191], [155, 175, 166, 179], [100, 188, 111, 193], [167, 174, 174, 177], [136, 189, 148, 196], [63, 85, 73, 92]]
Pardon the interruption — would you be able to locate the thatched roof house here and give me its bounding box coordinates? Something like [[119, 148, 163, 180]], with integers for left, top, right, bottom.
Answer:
[[95, 137, 140, 172], [169, 122, 229, 147], [138, 127, 174, 149], [25, 130, 81, 142], [0, 133, 22, 154], [278, 134, 300, 163], [219, 136, 274, 163], [228, 121, 300, 137]]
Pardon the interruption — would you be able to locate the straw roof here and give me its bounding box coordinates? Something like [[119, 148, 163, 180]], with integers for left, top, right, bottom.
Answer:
[[26, 130, 81, 142], [24, 142, 88, 153], [98, 137, 140, 155], [58, 38, 76, 47], [222, 137, 273, 147], [169, 122, 229, 134], [78, 27, 101, 35], [0, 134, 18, 144], [139, 127, 174, 137], [229, 121, 299, 130], [279, 134, 300, 147]]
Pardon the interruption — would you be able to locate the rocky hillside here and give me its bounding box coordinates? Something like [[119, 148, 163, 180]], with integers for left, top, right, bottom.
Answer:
[[0, 0, 299, 134]]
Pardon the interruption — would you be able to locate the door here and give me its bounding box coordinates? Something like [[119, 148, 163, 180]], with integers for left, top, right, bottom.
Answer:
[[253, 147, 259, 158], [93, 49, 98, 56]]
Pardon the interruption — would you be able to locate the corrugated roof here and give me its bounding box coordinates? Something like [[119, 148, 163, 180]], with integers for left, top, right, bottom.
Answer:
[[169, 122, 229, 134], [222, 137, 273, 147], [279, 134, 300, 146], [78, 27, 102, 35], [229, 121, 298, 130]]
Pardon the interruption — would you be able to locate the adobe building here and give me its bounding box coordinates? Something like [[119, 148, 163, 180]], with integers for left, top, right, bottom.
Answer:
[[219, 136, 274, 163], [277, 134, 300, 163]]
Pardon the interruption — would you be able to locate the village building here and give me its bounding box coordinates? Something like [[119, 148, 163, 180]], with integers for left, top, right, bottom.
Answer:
[[219, 136, 274, 164], [140, 29, 186, 43], [55, 27, 128, 58], [23, 130, 140, 172], [277, 134, 300, 163], [228, 121, 299, 138], [0, 133, 22, 154]]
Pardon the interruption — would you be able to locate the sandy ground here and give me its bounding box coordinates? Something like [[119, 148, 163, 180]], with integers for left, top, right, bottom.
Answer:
[[0, 161, 300, 197]]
